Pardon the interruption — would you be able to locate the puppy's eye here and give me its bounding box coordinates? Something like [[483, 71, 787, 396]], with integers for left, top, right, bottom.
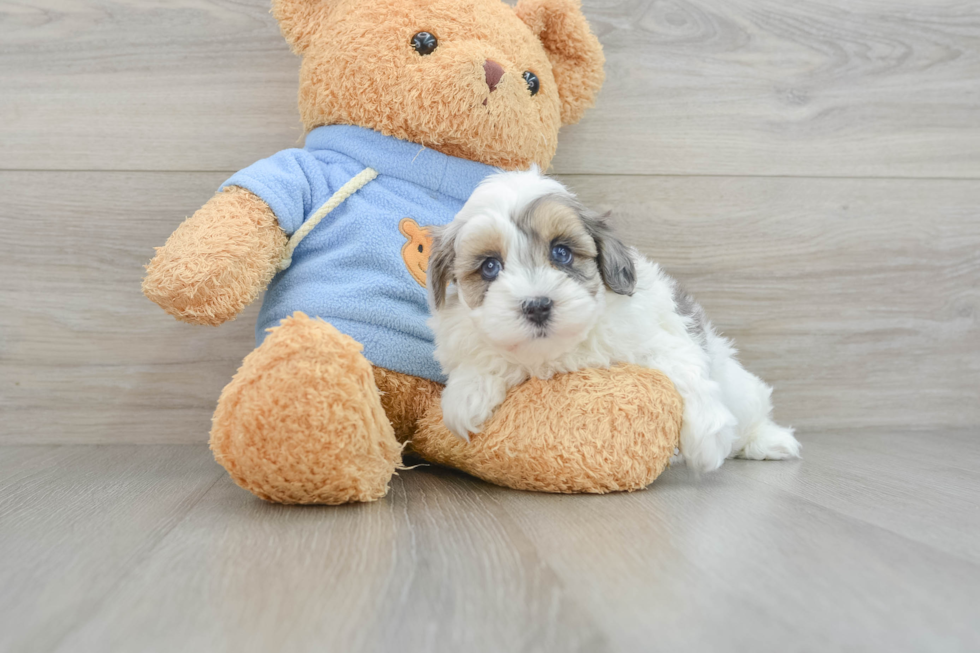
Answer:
[[411, 32, 438, 55], [523, 71, 540, 96], [480, 257, 502, 281], [550, 244, 573, 266]]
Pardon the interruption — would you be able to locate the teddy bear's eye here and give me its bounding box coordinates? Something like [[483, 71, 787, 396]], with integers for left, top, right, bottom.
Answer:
[[411, 32, 438, 56], [523, 71, 540, 96]]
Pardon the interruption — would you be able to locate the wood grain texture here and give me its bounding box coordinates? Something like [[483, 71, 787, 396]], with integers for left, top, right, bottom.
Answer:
[[737, 428, 980, 565], [0, 445, 223, 653], [559, 173, 980, 432], [0, 436, 977, 652], [0, 171, 258, 444], [1, 0, 978, 177], [481, 435, 980, 652], [2, 171, 977, 443], [559, 0, 980, 177], [51, 463, 605, 653]]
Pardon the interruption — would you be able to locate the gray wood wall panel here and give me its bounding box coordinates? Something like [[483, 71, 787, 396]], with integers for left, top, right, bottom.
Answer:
[[1, 0, 978, 177], [1, 171, 977, 443], [1, 0, 978, 444], [0, 171, 256, 444]]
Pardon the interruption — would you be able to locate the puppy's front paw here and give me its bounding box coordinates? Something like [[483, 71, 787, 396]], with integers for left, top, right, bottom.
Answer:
[[440, 370, 508, 442], [680, 405, 738, 473], [441, 399, 482, 442]]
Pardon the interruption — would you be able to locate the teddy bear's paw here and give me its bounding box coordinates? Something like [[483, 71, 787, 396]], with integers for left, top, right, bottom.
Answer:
[[210, 312, 401, 504], [142, 186, 286, 326], [413, 365, 683, 493]]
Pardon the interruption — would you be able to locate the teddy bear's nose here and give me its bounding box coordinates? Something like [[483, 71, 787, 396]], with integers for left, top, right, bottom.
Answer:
[[484, 60, 504, 92]]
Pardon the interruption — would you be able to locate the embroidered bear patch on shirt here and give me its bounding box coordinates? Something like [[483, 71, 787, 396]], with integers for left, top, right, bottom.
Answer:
[[399, 218, 433, 287]]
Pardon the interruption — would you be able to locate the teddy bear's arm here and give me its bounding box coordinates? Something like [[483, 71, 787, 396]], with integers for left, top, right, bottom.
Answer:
[[142, 186, 287, 326]]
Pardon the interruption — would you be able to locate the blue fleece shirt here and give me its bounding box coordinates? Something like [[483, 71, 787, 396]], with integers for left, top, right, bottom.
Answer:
[[222, 125, 497, 382]]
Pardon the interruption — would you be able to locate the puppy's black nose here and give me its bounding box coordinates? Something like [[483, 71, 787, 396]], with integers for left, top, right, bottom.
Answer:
[[522, 296, 553, 326]]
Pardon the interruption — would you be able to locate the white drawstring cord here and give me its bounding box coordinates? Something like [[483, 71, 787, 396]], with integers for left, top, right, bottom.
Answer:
[[277, 167, 378, 271]]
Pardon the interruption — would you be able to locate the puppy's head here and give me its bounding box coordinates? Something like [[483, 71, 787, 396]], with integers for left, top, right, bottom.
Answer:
[[429, 169, 635, 362]]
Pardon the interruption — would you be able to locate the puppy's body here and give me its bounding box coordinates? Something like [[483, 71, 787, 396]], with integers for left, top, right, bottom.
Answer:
[[428, 170, 801, 472]]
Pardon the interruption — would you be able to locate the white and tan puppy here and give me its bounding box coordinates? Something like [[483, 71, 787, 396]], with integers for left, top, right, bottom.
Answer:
[[427, 169, 801, 473]]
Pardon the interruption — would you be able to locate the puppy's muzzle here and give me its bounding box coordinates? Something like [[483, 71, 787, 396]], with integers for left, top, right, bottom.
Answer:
[[521, 296, 553, 327]]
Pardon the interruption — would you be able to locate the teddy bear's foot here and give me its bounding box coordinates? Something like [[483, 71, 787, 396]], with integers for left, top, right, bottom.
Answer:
[[411, 365, 683, 493], [210, 312, 401, 504]]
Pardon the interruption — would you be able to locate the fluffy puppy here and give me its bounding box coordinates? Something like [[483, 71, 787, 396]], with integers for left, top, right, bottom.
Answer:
[[427, 169, 801, 473]]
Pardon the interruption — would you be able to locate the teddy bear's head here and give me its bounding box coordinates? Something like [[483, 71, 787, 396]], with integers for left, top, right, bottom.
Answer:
[[272, 0, 604, 170]]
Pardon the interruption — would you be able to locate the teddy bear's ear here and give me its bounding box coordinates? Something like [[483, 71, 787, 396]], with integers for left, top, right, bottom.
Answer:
[[515, 0, 605, 126], [272, 0, 336, 54]]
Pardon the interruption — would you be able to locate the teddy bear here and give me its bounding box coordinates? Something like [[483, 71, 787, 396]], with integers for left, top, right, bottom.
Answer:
[[142, 0, 683, 504]]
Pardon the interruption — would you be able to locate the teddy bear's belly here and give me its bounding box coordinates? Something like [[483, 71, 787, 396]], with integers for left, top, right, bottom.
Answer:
[[256, 255, 448, 383], [216, 127, 500, 383], [254, 190, 458, 383]]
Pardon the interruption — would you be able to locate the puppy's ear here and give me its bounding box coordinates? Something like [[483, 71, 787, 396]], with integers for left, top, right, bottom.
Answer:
[[515, 0, 605, 125], [582, 210, 636, 296], [427, 223, 458, 309], [272, 0, 338, 54]]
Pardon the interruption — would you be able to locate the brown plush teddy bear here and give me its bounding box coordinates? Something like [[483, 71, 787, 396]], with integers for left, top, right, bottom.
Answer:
[[142, 0, 682, 504]]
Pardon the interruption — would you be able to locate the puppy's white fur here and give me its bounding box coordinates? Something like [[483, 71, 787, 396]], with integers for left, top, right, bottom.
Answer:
[[428, 169, 801, 473]]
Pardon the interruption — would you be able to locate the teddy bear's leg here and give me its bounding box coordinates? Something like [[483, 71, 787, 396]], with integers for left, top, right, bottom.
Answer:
[[372, 368, 442, 443], [210, 312, 401, 504], [411, 365, 683, 493]]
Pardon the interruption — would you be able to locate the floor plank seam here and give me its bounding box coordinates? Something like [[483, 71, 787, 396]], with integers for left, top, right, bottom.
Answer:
[[42, 470, 226, 653], [736, 471, 980, 569]]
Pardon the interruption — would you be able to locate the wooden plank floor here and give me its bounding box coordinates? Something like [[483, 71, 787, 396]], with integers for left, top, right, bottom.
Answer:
[[1, 433, 978, 653]]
